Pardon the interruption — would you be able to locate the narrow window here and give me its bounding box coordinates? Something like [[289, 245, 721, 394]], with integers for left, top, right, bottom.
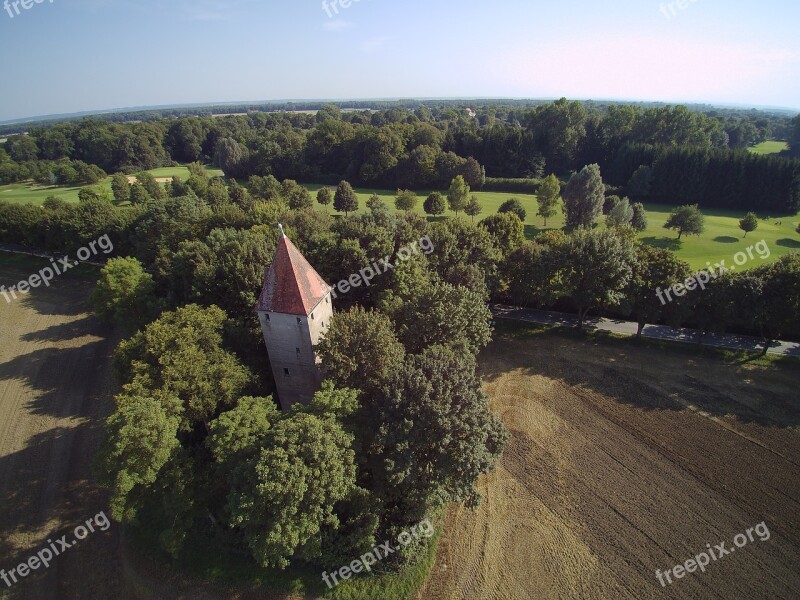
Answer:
[[296, 317, 301, 325], [311, 312, 315, 320], [265, 314, 270, 321], [284, 368, 290, 377]]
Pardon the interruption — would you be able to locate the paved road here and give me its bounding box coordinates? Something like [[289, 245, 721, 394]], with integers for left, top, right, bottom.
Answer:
[[491, 304, 800, 357]]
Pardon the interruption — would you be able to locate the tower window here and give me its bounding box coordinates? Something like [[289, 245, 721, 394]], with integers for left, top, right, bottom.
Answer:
[[296, 347, 300, 354], [311, 312, 315, 320], [296, 317, 301, 325], [265, 314, 270, 321], [284, 368, 290, 377]]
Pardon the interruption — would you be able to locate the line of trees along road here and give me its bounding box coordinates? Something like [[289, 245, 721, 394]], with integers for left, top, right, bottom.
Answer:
[[2, 100, 799, 211]]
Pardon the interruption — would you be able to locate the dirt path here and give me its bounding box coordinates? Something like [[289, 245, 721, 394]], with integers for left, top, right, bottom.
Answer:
[[0, 261, 122, 600], [419, 328, 800, 600]]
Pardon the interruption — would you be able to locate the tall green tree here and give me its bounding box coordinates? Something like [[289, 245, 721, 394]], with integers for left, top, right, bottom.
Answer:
[[96, 395, 181, 523], [447, 175, 470, 215], [92, 257, 158, 331], [136, 171, 167, 200], [114, 304, 252, 430], [334, 180, 359, 216], [465, 195, 482, 223], [226, 409, 357, 569], [607, 197, 634, 228], [631, 202, 648, 231], [423, 192, 445, 216], [480, 213, 524, 257], [559, 229, 637, 328], [562, 164, 605, 228], [317, 306, 406, 395], [739, 212, 759, 237], [663, 204, 705, 239], [111, 173, 131, 204], [390, 280, 492, 355], [624, 244, 690, 337], [395, 189, 418, 212], [316, 187, 333, 210], [536, 174, 561, 227], [364, 346, 508, 525]]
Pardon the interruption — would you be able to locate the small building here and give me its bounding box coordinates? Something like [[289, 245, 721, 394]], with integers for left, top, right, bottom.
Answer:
[[256, 226, 333, 410]]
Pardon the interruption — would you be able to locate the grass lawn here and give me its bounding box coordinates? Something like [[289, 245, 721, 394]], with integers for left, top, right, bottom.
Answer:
[[0, 165, 223, 205], [749, 140, 789, 155], [306, 184, 800, 270]]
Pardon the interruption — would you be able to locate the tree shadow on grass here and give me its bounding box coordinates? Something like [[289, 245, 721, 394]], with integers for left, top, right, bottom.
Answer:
[[640, 236, 682, 251], [523, 225, 543, 240], [20, 316, 105, 344], [776, 238, 800, 249], [713, 236, 740, 243]]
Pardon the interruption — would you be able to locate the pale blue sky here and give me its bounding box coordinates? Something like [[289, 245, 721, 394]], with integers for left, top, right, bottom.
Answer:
[[0, 0, 798, 121]]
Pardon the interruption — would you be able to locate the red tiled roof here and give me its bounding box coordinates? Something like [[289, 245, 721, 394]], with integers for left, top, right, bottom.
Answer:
[[256, 235, 332, 315]]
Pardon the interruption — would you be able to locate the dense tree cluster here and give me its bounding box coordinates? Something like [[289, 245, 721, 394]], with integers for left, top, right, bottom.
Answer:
[[42, 171, 509, 573], [3, 100, 797, 211], [609, 143, 800, 212]]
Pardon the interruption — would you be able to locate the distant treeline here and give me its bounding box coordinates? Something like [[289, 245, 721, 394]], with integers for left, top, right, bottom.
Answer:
[[2, 99, 799, 211], [2, 98, 795, 136]]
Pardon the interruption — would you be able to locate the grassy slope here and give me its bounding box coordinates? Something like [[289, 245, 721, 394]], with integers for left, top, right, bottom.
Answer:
[[0, 165, 223, 205], [749, 140, 789, 155], [307, 184, 800, 270]]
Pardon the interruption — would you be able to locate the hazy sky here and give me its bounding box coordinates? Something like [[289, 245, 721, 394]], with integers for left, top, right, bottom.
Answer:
[[0, 0, 798, 121]]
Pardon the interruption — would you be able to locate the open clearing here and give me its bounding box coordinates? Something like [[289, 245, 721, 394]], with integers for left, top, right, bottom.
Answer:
[[418, 325, 800, 600], [749, 141, 789, 155]]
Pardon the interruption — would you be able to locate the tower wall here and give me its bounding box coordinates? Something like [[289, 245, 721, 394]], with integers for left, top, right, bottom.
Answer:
[[257, 293, 333, 410]]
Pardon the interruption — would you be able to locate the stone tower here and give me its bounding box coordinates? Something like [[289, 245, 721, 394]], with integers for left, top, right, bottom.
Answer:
[[256, 226, 333, 410]]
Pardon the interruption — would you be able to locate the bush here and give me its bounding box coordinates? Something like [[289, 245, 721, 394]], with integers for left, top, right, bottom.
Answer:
[[498, 198, 526, 221]]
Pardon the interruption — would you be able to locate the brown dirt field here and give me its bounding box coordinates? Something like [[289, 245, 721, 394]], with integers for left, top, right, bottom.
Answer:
[[418, 327, 800, 600], [0, 260, 123, 600]]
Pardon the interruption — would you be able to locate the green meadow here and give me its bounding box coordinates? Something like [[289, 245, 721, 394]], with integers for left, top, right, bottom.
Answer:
[[749, 140, 789, 155], [306, 184, 800, 271], [0, 165, 223, 205]]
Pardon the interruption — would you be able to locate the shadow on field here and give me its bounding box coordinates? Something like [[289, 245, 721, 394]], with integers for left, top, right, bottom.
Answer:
[[20, 289, 90, 318], [20, 316, 103, 344], [480, 325, 800, 429], [0, 341, 112, 420], [523, 225, 542, 240], [713, 235, 739, 243], [640, 236, 682, 251], [776, 238, 800, 249], [0, 425, 104, 545]]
